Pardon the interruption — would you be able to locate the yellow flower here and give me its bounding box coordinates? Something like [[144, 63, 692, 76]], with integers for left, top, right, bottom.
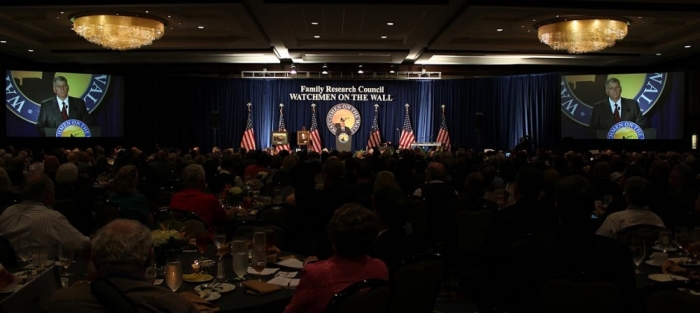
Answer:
[[229, 186, 243, 195]]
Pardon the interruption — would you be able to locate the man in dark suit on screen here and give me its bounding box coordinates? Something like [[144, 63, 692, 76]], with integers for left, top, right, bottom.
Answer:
[[36, 76, 90, 137], [588, 77, 645, 138], [334, 118, 351, 136]]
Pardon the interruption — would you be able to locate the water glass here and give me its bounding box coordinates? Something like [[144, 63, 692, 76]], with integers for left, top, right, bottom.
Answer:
[[657, 231, 672, 252], [165, 261, 183, 292], [251, 246, 267, 281], [630, 239, 646, 274], [58, 246, 74, 277], [253, 231, 266, 248], [231, 238, 248, 282]]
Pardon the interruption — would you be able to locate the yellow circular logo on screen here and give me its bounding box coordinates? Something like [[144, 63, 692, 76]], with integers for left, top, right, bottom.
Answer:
[[607, 122, 645, 140], [339, 133, 349, 143], [56, 119, 92, 137], [326, 103, 361, 135]]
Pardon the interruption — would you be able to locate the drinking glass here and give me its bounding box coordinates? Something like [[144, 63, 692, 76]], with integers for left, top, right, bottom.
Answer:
[[251, 246, 267, 281], [630, 239, 646, 274], [165, 261, 183, 292], [195, 233, 210, 261], [58, 246, 74, 277], [253, 231, 266, 249], [145, 262, 157, 284], [15, 241, 33, 269], [675, 226, 691, 264], [231, 238, 249, 282], [213, 232, 227, 260], [657, 231, 672, 252], [265, 229, 276, 250], [691, 227, 700, 259]]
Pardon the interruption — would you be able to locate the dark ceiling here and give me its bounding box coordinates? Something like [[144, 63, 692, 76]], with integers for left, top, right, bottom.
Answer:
[[1, 0, 700, 75]]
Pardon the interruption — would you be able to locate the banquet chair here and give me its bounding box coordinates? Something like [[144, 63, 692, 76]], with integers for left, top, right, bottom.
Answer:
[[326, 279, 391, 313], [387, 253, 444, 313], [0, 266, 61, 313], [642, 280, 700, 313], [406, 196, 429, 241], [257, 204, 292, 232], [612, 224, 664, 248]]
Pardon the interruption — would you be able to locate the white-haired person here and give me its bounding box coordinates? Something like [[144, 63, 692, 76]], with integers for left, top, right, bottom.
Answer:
[[49, 219, 198, 313]]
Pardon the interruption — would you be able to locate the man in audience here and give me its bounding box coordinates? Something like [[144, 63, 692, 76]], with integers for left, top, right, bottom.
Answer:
[[663, 164, 697, 229], [454, 171, 499, 212], [49, 219, 198, 313], [596, 176, 665, 236], [413, 162, 458, 243], [170, 164, 236, 229], [504, 175, 636, 312], [0, 173, 89, 252], [371, 186, 428, 268]]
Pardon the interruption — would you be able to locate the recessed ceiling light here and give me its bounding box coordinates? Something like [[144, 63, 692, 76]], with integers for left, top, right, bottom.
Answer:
[[532, 19, 536, 22], [496, 29, 503, 32], [0, 41, 6, 44], [638, 16, 642, 19], [381, 36, 387, 39], [198, 26, 204, 29], [145, 10, 149, 13], [656, 53, 662, 55], [178, 22, 181, 25], [521, 25, 524, 27], [686, 45, 691, 48], [390, 70, 395, 73], [167, 15, 171, 18], [387, 22, 394, 26], [28, 49, 33, 52], [60, 11, 64, 14], [311, 22, 318, 25], [56, 16, 60, 19], [556, 15, 559, 18], [314, 35, 320, 38]]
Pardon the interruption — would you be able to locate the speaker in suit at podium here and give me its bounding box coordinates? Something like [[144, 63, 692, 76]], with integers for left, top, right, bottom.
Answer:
[[588, 78, 645, 138], [335, 118, 352, 151], [36, 76, 90, 137]]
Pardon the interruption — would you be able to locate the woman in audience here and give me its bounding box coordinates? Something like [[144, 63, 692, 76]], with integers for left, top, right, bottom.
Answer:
[[108, 165, 153, 227], [285, 204, 388, 313]]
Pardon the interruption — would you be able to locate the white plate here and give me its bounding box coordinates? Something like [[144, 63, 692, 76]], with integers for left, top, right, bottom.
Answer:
[[652, 246, 678, 252], [648, 274, 689, 282], [196, 291, 221, 301], [669, 258, 700, 267], [195, 283, 235, 293], [645, 260, 663, 267]]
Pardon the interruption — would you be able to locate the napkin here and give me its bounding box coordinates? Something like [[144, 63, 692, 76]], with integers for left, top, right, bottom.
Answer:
[[276, 258, 304, 269], [267, 276, 292, 287], [661, 260, 700, 280], [242, 280, 282, 295], [179, 292, 220, 313], [247, 267, 279, 275], [278, 255, 297, 261]]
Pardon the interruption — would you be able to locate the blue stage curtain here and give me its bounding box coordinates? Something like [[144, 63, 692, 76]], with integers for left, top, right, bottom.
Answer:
[[124, 73, 559, 151]]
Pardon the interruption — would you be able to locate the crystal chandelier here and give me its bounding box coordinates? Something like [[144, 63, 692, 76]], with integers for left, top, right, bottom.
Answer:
[[72, 14, 165, 50], [536, 18, 628, 54]]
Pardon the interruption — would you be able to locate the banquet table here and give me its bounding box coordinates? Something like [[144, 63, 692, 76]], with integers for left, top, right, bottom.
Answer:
[[19, 245, 300, 313]]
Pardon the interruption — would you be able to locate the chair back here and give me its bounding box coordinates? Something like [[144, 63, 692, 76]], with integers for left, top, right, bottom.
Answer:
[[0, 236, 16, 268], [257, 204, 291, 231], [406, 196, 429, 240], [326, 279, 390, 313], [388, 253, 444, 313], [0, 266, 61, 313], [156, 188, 174, 207], [612, 224, 664, 248], [455, 209, 493, 254]]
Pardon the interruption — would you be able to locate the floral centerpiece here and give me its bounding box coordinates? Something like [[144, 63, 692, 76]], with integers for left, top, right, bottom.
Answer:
[[151, 225, 188, 267], [226, 186, 244, 206]]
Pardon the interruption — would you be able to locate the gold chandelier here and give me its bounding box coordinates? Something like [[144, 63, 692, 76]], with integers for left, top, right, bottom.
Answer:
[[72, 14, 165, 50], [536, 18, 628, 54]]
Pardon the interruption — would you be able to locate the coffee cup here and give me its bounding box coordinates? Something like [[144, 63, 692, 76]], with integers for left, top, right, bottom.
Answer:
[[650, 252, 668, 265]]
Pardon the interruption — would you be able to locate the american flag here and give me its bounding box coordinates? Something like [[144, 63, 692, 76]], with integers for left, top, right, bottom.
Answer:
[[398, 104, 415, 150], [276, 104, 290, 152], [309, 104, 322, 153], [241, 103, 256, 151], [436, 104, 451, 151], [366, 104, 381, 150]]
